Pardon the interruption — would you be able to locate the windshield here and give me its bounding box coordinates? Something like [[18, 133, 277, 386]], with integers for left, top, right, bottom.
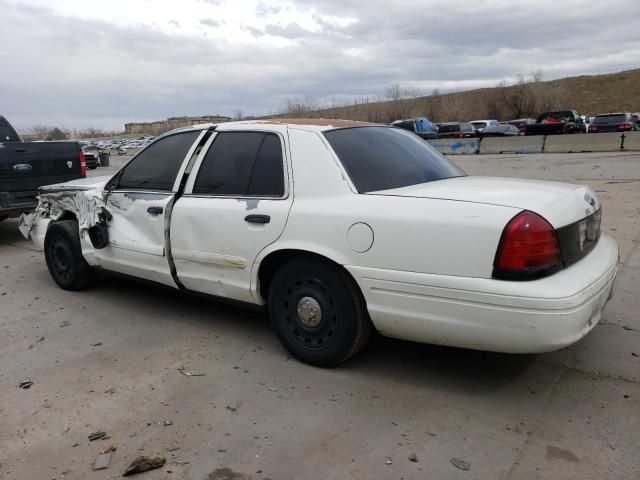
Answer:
[[594, 114, 627, 124], [324, 126, 465, 193], [470, 122, 487, 130]]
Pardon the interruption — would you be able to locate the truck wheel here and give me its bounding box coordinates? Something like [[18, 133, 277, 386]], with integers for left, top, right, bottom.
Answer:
[[268, 258, 372, 367], [44, 220, 95, 290]]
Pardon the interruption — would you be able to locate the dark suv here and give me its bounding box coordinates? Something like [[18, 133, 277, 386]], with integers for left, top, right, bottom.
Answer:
[[588, 112, 638, 133], [437, 122, 476, 139]]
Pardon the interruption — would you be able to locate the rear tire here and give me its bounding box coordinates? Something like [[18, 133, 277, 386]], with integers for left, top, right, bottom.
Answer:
[[268, 258, 372, 367], [44, 220, 95, 290]]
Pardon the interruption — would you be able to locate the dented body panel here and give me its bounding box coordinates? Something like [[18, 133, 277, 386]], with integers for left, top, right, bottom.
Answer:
[[24, 120, 619, 355]]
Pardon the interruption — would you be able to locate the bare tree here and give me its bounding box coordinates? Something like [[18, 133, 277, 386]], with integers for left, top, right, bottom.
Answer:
[[281, 95, 318, 117], [440, 93, 463, 121], [499, 71, 546, 119], [233, 109, 244, 121]]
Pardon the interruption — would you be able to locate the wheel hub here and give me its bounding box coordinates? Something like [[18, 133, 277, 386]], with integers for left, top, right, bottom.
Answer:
[[297, 296, 322, 328]]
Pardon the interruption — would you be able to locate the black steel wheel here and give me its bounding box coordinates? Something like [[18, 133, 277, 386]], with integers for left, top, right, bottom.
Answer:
[[268, 258, 372, 367], [44, 220, 95, 290]]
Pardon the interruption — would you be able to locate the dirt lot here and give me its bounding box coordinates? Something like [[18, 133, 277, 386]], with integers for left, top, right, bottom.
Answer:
[[1, 152, 639, 479]]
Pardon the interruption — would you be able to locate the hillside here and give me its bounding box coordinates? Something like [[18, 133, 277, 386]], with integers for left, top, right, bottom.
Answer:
[[269, 68, 640, 123]]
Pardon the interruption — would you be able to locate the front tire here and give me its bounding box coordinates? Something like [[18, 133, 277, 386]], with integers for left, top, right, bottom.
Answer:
[[268, 258, 372, 367], [44, 220, 95, 290]]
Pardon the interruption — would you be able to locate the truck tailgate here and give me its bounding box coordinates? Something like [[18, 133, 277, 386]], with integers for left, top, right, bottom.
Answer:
[[0, 141, 83, 192]]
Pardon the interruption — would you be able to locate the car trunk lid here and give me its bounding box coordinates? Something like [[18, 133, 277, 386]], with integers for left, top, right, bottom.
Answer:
[[369, 176, 599, 228]]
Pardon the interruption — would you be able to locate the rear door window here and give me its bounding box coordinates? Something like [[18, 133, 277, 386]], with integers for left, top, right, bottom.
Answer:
[[116, 131, 199, 191], [193, 132, 285, 197]]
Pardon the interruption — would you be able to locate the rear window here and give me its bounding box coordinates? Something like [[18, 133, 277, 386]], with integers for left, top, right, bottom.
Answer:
[[0, 119, 19, 142], [324, 127, 465, 193], [537, 111, 573, 122], [438, 124, 460, 133], [594, 114, 627, 124]]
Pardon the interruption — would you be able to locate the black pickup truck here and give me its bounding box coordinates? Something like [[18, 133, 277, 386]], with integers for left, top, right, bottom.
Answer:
[[524, 110, 585, 136], [0, 115, 86, 221]]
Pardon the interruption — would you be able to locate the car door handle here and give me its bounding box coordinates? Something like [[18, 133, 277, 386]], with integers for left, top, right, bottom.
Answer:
[[245, 214, 270, 224], [14, 148, 27, 154], [147, 206, 163, 215]]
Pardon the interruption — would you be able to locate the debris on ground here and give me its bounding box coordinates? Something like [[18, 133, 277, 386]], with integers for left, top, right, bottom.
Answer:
[[93, 445, 116, 471], [208, 467, 252, 479], [451, 457, 471, 471], [91, 342, 103, 347], [408, 453, 418, 462], [60, 320, 71, 327], [163, 420, 173, 426], [384, 457, 392, 465], [177, 366, 205, 377], [88, 431, 107, 441], [18, 378, 33, 389], [632, 352, 639, 357], [122, 455, 166, 476]]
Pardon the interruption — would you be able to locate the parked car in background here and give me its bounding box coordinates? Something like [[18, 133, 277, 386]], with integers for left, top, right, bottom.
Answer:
[[21, 119, 618, 367], [437, 122, 476, 138], [588, 112, 638, 133], [392, 117, 438, 139], [525, 111, 585, 135], [506, 118, 536, 133], [478, 124, 521, 137], [0, 115, 86, 221], [469, 119, 499, 133], [82, 146, 101, 169], [632, 113, 640, 129]]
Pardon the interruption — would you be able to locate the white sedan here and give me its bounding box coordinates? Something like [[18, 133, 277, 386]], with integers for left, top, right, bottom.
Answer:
[[21, 119, 618, 366]]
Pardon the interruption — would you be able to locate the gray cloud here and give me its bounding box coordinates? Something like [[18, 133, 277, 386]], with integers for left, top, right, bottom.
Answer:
[[1, 0, 639, 130], [264, 22, 314, 39], [200, 18, 221, 27]]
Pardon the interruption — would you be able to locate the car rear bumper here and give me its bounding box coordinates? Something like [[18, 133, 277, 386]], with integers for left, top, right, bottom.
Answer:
[[347, 233, 618, 354]]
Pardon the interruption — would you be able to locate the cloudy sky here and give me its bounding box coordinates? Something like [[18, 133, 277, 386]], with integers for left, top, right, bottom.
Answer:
[[1, 0, 639, 130]]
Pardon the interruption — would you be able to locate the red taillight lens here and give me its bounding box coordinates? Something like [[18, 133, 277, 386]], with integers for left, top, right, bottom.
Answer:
[[588, 125, 598, 133], [494, 211, 561, 274], [457, 132, 464, 138], [79, 150, 87, 177], [618, 122, 632, 131]]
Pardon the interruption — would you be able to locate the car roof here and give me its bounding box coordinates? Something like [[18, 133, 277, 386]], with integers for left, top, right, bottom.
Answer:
[[170, 118, 379, 135]]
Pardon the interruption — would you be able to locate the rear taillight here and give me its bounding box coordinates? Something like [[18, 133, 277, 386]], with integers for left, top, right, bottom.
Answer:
[[457, 132, 464, 138], [79, 150, 87, 177], [493, 211, 562, 280], [588, 125, 598, 133], [618, 122, 632, 131]]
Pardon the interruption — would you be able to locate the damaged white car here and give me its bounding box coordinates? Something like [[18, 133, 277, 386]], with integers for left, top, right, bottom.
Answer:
[[21, 120, 618, 366]]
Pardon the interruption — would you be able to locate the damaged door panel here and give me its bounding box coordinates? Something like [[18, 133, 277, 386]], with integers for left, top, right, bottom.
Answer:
[[171, 130, 292, 302], [91, 130, 202, 287], [93, 191, 176, 286]]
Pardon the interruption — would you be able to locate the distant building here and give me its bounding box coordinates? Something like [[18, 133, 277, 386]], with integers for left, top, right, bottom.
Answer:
[[124, 115, 232, 135]]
